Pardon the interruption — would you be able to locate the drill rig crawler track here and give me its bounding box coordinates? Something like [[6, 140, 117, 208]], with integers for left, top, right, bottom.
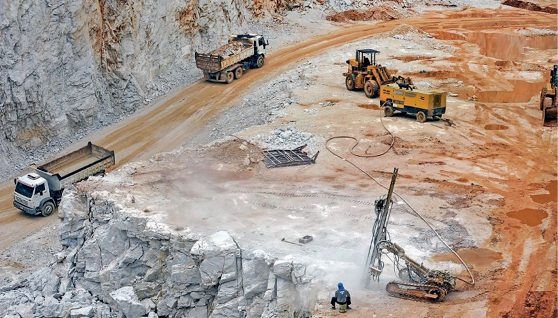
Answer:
[[386, 281, 449, 302], [366, 168, 456, 302]]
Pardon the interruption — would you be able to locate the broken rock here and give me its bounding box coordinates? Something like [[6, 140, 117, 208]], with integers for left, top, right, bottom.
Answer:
[[109, 286, 148, 318]]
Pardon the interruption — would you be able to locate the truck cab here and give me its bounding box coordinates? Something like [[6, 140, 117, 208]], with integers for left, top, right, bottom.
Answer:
[[14, 173, 56, 216], [230, 34, 268, 57]]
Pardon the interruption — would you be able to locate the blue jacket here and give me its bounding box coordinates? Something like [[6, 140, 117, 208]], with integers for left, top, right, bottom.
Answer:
[[335, 289, 350, 303]]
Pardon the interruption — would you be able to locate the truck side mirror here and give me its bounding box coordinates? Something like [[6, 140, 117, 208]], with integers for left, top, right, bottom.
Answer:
[[13, 179, 16, 185]]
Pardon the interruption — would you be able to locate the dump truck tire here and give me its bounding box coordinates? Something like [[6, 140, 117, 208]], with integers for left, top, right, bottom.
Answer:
[[346, 75, 356, 91], [364, 80, 379, 98], [41, 201, 55, 217], [256, 55, 264, 68], [226, 72, 234, 84], [234, 67, 243, 79], [540, 87, 547, 110], [384, 106, 394, 117], [416, 111, 427, 123]]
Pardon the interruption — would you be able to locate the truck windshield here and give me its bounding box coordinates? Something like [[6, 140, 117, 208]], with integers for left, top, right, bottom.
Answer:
[[15, 182, 34, 198]]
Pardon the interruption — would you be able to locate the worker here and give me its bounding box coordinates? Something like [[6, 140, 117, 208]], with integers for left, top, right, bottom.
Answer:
[[330, 282, 351, 309]]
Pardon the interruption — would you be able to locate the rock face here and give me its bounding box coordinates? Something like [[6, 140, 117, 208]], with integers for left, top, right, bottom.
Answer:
[[0, 187, 318, 317], [0, 0, 290, 179]]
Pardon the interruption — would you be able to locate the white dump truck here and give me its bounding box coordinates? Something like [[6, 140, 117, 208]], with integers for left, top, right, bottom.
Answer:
[[195, 34, 268, 83], [13, 142, 115, 216]]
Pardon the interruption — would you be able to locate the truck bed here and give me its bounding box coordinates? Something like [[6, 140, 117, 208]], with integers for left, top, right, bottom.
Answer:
[[40, 142, 113, 177], [35, 142, 115, 190], [47, 153, 102, 177], [195, 41, 253, 73]]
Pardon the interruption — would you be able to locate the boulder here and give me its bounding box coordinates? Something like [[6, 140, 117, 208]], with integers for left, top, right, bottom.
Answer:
[[242, 250, 271, 299], [109, 286, 148, 318], [70, 305, 95, 318]]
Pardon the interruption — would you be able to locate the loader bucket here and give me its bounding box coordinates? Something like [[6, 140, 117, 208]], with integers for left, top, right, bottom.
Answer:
[[543, 107, 557, 127]]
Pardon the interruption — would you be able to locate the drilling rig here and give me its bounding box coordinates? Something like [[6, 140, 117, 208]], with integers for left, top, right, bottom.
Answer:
[[366, 168, 456, 302]]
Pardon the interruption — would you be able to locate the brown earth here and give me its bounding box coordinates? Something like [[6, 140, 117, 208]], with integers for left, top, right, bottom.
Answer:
[[503, 0, 558, 14], [326, 5, 407, 22], [0, 6, 557, 318]]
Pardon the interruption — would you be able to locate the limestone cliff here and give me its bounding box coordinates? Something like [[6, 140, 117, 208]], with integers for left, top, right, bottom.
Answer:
[[0, 187, 319, 317]]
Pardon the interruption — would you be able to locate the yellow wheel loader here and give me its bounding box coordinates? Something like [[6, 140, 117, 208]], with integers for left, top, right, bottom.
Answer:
[[343, 49, 411, 98], [540, 65, 557, 127]]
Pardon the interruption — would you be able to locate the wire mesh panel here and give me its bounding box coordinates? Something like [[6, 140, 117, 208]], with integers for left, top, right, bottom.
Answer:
[[263, 145, 319, 168]]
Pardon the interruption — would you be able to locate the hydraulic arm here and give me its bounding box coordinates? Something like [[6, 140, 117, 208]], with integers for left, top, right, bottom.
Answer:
[[366, 168, 456, 302]]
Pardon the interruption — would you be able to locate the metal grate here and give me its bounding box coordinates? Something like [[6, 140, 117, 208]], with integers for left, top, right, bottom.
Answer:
[[263, 145, 319, 168]]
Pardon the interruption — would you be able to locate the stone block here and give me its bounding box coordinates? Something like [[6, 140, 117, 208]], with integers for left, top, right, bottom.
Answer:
[[70, 305, 95, 318], [109, 286, 148, 318]]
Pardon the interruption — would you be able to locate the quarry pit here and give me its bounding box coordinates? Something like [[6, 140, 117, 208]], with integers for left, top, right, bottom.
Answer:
[[0, 1, 557, 318]]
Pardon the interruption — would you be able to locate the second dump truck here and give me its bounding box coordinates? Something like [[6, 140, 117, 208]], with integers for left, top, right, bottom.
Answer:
[[195, 34, 268, 84], [13, 142, 115, 216], [380, 83, 447, 122]]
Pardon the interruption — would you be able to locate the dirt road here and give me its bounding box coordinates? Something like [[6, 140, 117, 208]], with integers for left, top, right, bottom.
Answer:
[[0, 6, 556, 316]]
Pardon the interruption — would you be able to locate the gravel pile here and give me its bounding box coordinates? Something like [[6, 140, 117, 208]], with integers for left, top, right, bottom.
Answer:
[[253, 126, 319, 154], [210, 41, 249, 57]]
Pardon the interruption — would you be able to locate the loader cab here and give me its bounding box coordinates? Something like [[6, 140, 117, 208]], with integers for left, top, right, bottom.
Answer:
[[347, 49, 379, 72], [13, 173, 51, 215]]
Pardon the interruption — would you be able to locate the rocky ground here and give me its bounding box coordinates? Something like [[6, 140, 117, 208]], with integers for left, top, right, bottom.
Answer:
[[1, 2, 557, 318]]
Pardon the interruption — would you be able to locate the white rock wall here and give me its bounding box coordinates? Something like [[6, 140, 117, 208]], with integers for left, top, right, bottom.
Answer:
[[0, 187, 319, 317], [0, 0, 280, 179]]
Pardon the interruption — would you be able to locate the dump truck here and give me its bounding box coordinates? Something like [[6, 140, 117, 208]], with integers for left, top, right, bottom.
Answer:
[[343, 49, 411, 98], [195, 34, 268, 84], [540, 65, 557, 127], [380, 83, 447, 122], [13, 142, 115, 216]]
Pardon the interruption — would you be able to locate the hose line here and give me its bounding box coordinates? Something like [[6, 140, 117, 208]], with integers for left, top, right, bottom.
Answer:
[[325, 109, 475, 286]]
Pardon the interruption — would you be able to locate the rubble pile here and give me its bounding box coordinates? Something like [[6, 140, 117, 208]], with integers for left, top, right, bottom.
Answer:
[[210, 41, 250, 57], [253, 126, 318, 154], [0, 188, 317, 318]]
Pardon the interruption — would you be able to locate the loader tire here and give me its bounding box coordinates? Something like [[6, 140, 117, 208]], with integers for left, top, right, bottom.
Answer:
[[226, 72, 234, 84], [346, 75, 356, 91], [416, 111, 427, 123], [540, 87, 547, 110], [364, 80, 379, 98], [256, 55, 264, 68], [234, 67, 243, 79], [384, 106, 394, 117], [41, 201, 55, 217]]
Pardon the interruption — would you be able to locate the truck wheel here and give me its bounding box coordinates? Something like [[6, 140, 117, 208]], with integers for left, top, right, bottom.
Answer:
[[226, 72, 234, 84], [384, 106, 394, 117], [41, 201, 55, 217], [346, 75, 356, 91], [364, 80, 379, 98], [416, 111, 427, 123], [256, 55, 264, 68], [234, 67, 243, 79]]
